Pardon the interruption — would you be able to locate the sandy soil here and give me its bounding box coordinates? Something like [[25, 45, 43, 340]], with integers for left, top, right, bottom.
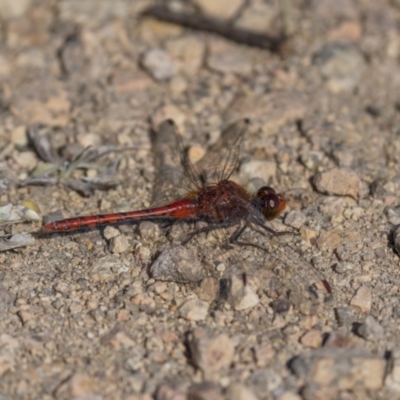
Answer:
[[1, 0, 400, 399]]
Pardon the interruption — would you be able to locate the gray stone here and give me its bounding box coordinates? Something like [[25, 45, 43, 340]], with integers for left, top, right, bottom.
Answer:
[[141, 48, 179, 81], [179, 298, 209, 321], [350, 286, 372, 313], [187, 381, 222, 400], [314, 43, 365, 92], [357, 316, 384, 341], [189, 328, 234, 374], [90, 255, 128, 282], [291, 348, 385, 391], [249, 369, 282, 398], [150, 245, 205, 283]]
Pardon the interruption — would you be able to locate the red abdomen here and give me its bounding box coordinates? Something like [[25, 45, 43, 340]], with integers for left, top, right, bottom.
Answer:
[[43, 198, 199, 232]]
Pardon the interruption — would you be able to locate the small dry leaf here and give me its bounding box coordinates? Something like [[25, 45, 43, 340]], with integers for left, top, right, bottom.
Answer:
[[66, 179, 118, 197], [21, 200, 41, 215], [28, 125, 61, 164], [0, 203, 41, 225], [19, 177, 59, 187], [0, 233, 35, 251], [31, 163, 59, 178]]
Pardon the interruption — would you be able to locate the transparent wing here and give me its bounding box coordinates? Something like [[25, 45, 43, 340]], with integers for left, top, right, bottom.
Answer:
[[263, 232, 332, 304], [188, 119, 250, 187], [151, 118, 250, 206], [152, 119, 249, 205], [151, 120, 196, 206]]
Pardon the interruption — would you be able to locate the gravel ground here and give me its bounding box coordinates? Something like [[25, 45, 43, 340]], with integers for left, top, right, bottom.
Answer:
[[1, 0, 400, 399]]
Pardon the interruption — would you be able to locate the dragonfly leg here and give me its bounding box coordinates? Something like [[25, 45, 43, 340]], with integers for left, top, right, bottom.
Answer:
[[229, 221, 297, 251], [255, 222, 298, 237], [229, 223, 269, 252], [181, 221, 236, 245]]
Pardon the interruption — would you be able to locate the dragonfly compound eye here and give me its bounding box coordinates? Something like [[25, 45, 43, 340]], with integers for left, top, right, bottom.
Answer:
[[257, 186, 286, 221]]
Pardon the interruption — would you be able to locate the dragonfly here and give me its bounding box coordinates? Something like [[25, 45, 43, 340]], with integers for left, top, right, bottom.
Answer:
[[42, 119, 331, 295], [43, 119, 285, 239]]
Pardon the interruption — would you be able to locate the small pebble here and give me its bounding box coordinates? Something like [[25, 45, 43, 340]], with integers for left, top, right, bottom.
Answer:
[[249, 369, 282, 397], [138, 221, 161, 241], [188, 145, 206, 165], [300, 329, 323, 348], [151, 103, 187, 133], [193, 0, 244, 20], [150, 245, 205, 283], [276, 392, 302, 400], [90, 255, 128, 282], [13, 151, 37, 170], [53, 281, 69, 294], [189, 328, 234, 373], [323, 329, 361, 349], [254, 343, 274, 368], [10, 125, 27, 146], [284, 210, 306, 229], [299, 226, 319, 242], [385, 206, 400, 225], [225, 383, 259, 400], [141, 48, 179, 81], [313, 167, 367, 200], [194, 277, 218, 302], [239, 159, 276, 185], [187, 381, 222, 400], [0, 0, 31, 18], [314, 42, 365, 93], [270, 298, 291, 314], [334, 261, 353, 274], [300, 150, 325, 170], [109, 234, 131, 254], [169, 75, 188, 95], [328, 21, 362, 43], [166, 35, 205, 75], [223, 275, 260, 311], [357, 315, 384, 341], [179, 298, 209, 321], [319, 196, 348, 218], [235, 0, 275, 33], [224, 91, 307, 136], [152, 282, 167, 295], [336, 243, 357, 261], [334, 306, 356, 327], [156, 382, 187, 400], [68, 373, 97, 397], [316, 228, 361, 250], [77, 132, 101, 148], [103, 226, 120, 240], [145, 335, 164, 353], [207, 41, 252, 76], [17, 309, 33, 325], [350, 285, 372, 313], [291, 348, 385, 391]]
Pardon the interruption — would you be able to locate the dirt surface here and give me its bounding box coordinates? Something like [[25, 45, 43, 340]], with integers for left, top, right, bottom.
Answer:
[[1, 0, 400, 399]]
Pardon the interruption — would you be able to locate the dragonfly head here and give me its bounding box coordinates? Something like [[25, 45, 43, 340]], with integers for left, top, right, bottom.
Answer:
[[256, 186, 286, 221]]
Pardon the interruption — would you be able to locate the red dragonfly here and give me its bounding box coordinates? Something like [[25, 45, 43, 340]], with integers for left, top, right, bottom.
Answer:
[[43, 119, 330, 295], [43, 119, 285, 239]]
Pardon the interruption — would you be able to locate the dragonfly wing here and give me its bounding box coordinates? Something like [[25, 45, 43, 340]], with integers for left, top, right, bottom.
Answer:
[[151, 120, 196, 206], [227, 194, 332, 302], [151, 118, 250, 206], [263, 232, 332, 303], [191, 119, 250, 186]]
